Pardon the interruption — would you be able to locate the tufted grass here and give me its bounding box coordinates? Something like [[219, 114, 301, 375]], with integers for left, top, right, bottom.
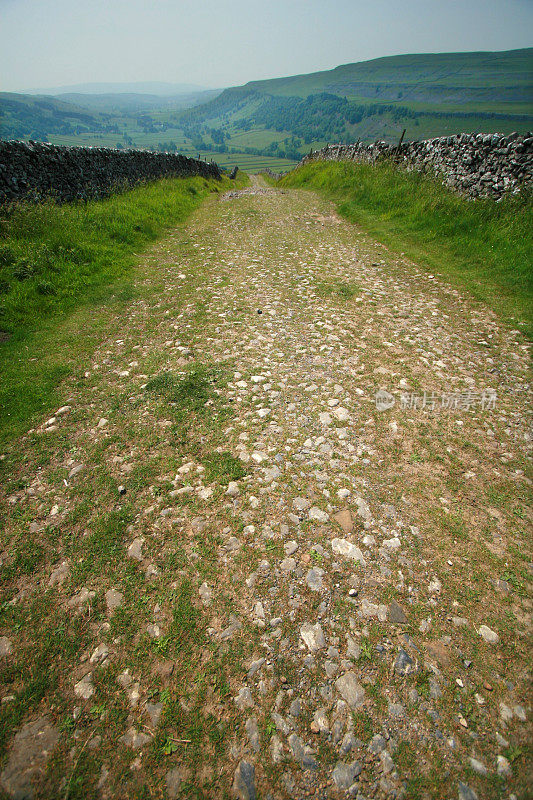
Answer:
[[281, 161, 533, 338]]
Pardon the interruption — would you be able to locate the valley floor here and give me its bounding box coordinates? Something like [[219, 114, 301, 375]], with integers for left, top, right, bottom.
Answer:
[[0, 177, 531, 799]]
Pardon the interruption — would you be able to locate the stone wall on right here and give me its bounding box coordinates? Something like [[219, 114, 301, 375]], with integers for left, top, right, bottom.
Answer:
[[300, 132, 533, 199]]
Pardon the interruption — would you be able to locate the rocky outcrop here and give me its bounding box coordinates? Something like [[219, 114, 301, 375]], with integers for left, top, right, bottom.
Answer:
[[300, 132, 533, 199], [0, 140, 221, 204]]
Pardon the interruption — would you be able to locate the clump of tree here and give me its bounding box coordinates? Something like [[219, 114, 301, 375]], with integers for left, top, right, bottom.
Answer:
[[249, 92, 423, 143], [250, 93, 352, 142]]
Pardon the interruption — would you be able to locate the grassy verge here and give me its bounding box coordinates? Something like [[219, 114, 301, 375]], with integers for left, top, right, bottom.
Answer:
[[281, 161, 533, 337], [0, 172, 248, 448], [0, 175, 237, 336], [0, 194, 252, 793]]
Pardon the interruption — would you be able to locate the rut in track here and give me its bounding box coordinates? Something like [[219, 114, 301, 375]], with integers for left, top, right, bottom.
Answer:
[[0, 177, 531, 800]]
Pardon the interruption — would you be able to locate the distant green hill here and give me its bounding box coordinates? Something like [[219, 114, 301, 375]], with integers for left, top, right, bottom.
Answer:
[[0, 93, 113, 141], [245, 48, 533, 108], [56, 89, 221, 114], [23, 81, 209, 95], [0, 90, 221, 148], [177, 48, 533, 151]]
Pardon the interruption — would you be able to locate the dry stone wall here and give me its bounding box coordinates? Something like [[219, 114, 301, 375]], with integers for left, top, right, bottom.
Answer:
[[301, 132, 533, 199], [0, 141, 221, 205], [260, 168, 284, 181]]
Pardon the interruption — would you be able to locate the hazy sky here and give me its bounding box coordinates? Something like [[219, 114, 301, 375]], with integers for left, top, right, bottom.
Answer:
[[1, 0, 532, 92]]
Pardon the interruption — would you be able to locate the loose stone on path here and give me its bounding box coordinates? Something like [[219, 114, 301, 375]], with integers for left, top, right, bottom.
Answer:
[[0, 717, 59, 800]]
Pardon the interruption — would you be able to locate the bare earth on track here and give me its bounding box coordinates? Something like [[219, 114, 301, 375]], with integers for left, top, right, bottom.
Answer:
[[0, 177, 531, 800]]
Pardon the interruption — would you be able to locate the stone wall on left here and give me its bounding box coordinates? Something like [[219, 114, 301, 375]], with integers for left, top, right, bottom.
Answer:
[[0, 141, 221, 204]]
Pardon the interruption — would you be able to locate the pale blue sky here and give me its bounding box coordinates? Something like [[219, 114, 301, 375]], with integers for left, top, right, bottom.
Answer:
[[1, 0, 532, 92]]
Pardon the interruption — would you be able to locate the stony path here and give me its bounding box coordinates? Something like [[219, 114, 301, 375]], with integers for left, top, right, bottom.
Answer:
[[0, 180, 531, 800]]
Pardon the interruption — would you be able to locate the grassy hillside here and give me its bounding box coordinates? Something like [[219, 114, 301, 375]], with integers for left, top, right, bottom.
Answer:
[[0, 92, 114, 141], [247, 49, 533, 110], [0, 171, 246, 444], [176, 48, 533, 157], [281, 161, 533, 337]]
